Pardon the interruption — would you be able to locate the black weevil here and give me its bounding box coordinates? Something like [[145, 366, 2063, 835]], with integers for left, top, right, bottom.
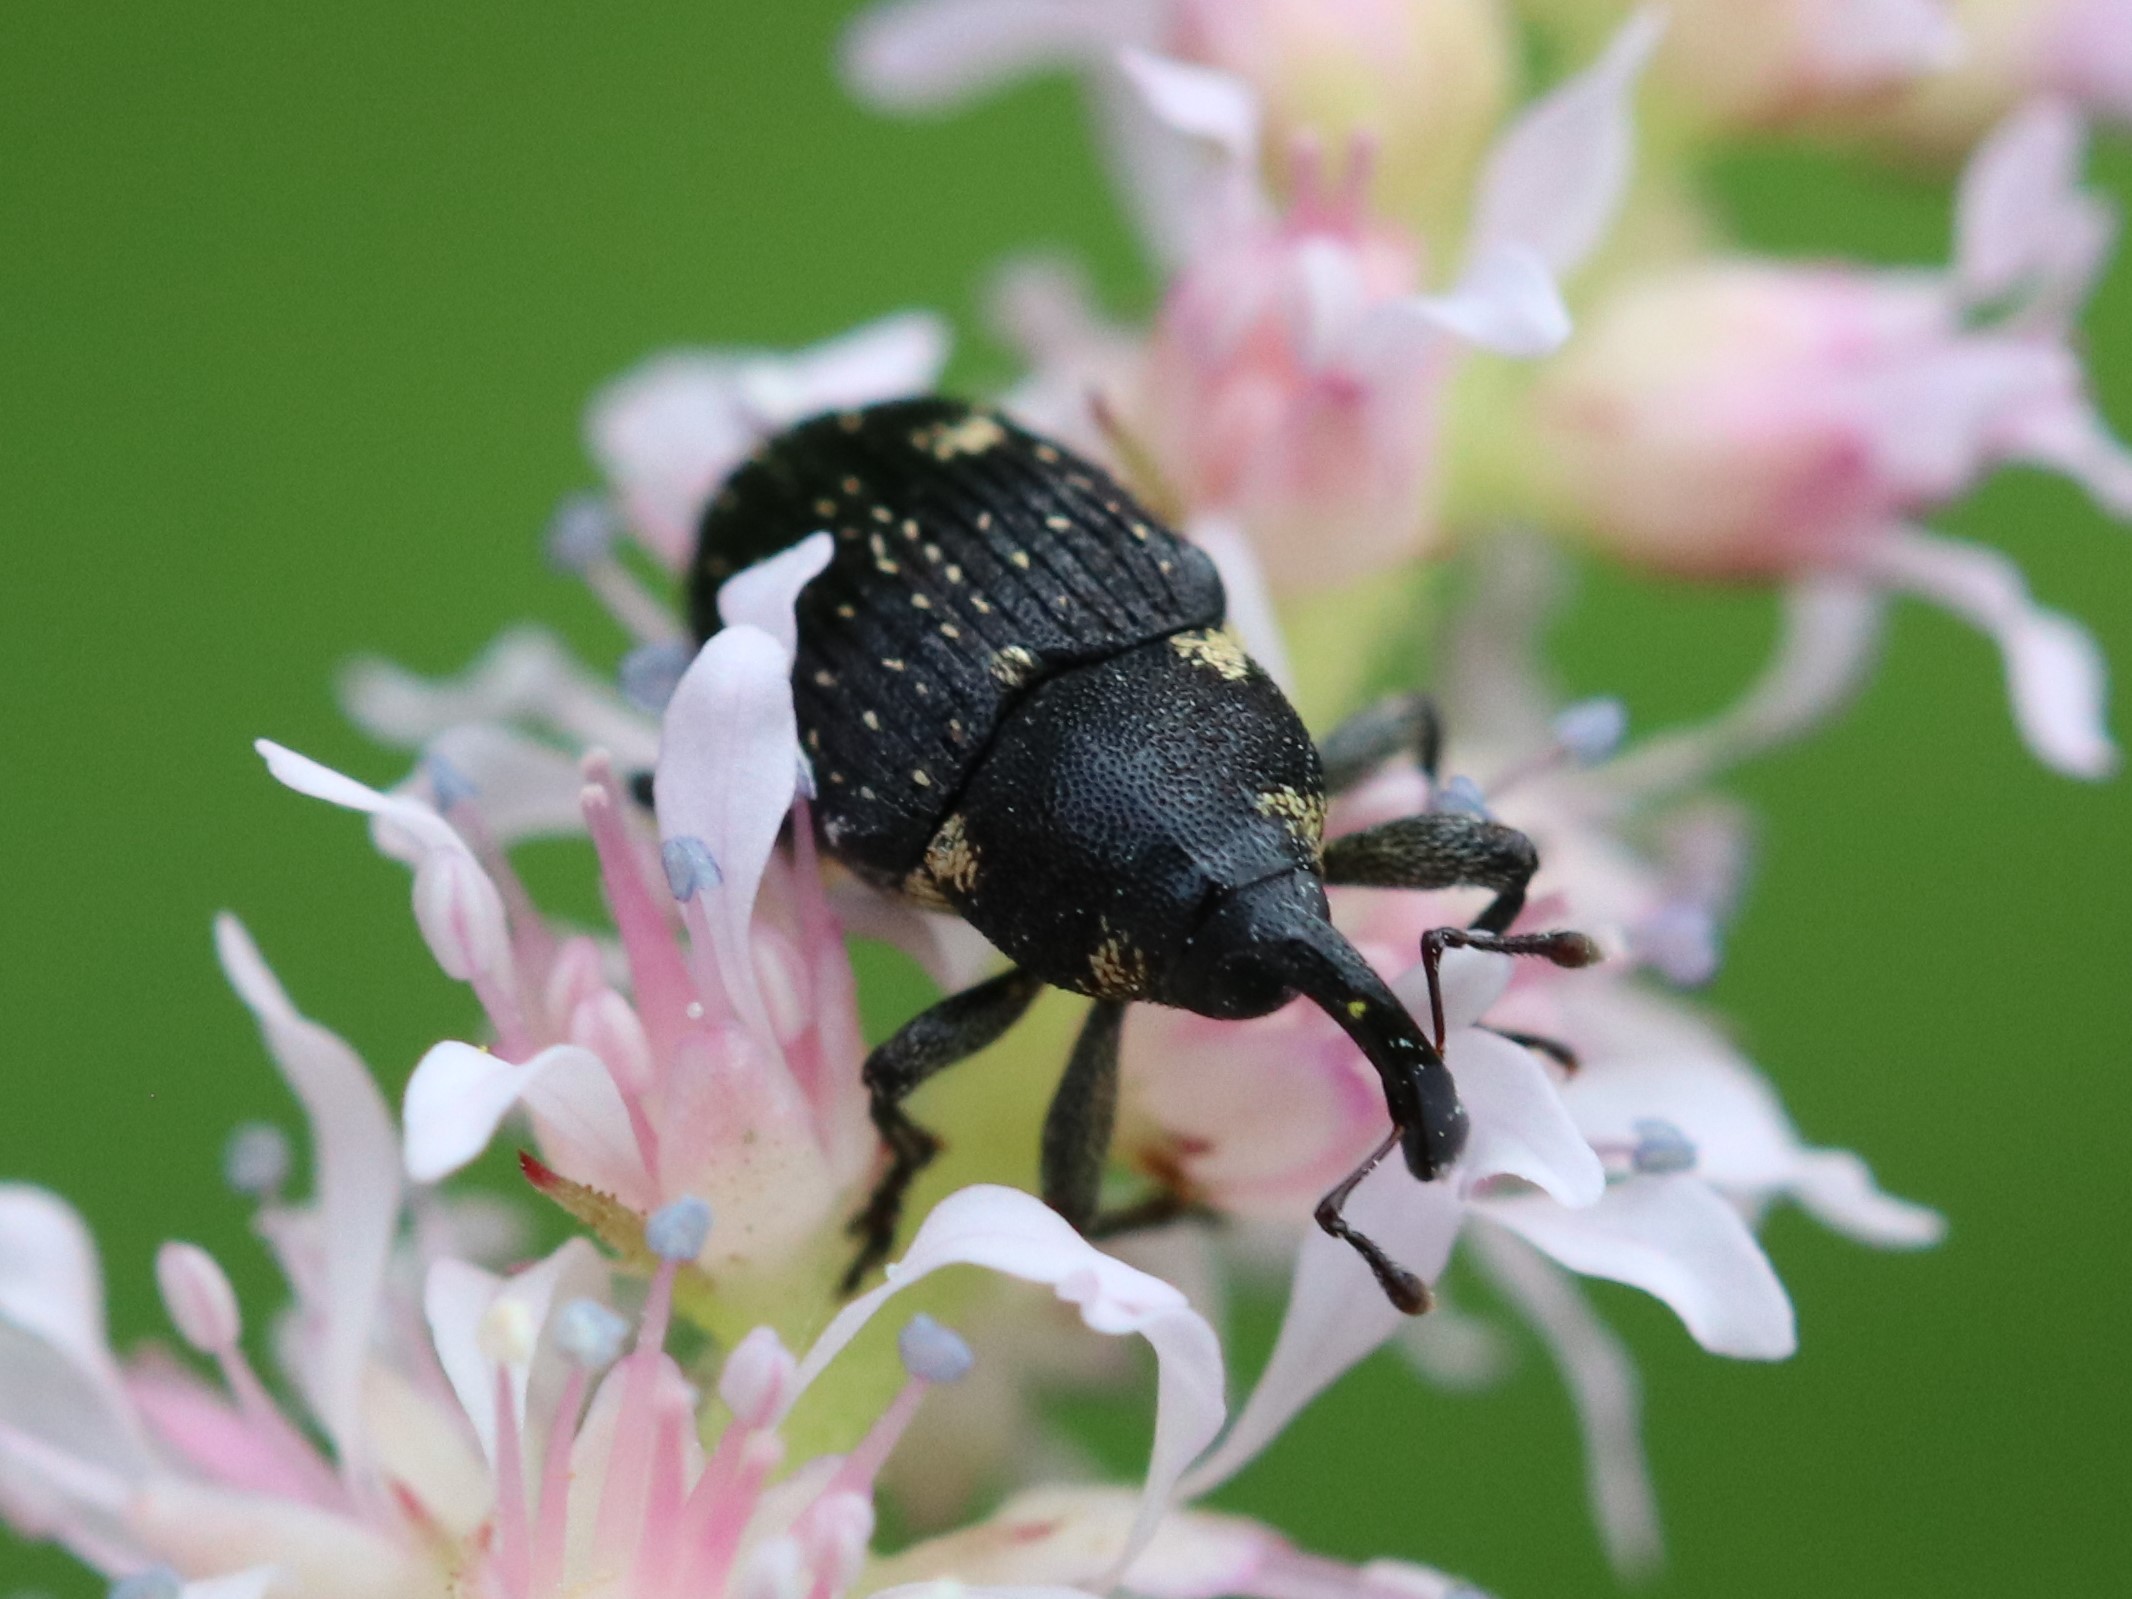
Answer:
[[681, 397, 1597, 1312]]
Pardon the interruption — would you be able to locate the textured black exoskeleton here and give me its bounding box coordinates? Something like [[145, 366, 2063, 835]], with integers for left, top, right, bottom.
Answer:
[[685, 398, 1595, 1312]]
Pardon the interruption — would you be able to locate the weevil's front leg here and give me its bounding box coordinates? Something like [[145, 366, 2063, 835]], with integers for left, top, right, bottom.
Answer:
[[1039, 999, 1128, 1230], [1317, 692, 1442, 795], [1315, 1123, 1432, 1315], [844, 966, 1046, 1291], [1320, 811, 1539, 932], [1414, 926, 1601, 1050]]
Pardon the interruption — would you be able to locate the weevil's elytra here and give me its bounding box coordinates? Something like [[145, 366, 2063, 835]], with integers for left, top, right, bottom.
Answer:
[[686, 398, 1595, 1314]]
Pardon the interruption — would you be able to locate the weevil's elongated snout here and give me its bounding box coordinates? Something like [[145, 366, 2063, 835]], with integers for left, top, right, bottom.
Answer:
[[1165, 870, 1469, 1180]]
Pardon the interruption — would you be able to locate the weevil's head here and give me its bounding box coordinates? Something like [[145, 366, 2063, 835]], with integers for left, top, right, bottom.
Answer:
[[1159, 866, 1468, 1180]]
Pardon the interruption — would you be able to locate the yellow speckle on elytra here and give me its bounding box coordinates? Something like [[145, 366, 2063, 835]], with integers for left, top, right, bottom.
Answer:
[[989, 645, 1039, 687], [914, 413, 1007, 460], [1009, 551, 1031, 569], [862, 710, 881, 731], [1347, 1000, 1368, 1019]]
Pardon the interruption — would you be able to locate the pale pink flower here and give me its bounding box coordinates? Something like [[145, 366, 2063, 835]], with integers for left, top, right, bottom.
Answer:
[[842, 0, 1520, 235], [258, 542, 888, 1284], [1530, 98, 2129, 777], [1, 1081, 1468, 1599], [986, 15, 1661, 591]]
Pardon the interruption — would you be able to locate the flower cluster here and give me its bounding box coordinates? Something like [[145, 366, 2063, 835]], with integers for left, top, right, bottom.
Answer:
[[5, 3, 2125, 1597]]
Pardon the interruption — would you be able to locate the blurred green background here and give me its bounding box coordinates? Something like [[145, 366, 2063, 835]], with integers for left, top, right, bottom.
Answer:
[[3, 4, 2128, 1596]]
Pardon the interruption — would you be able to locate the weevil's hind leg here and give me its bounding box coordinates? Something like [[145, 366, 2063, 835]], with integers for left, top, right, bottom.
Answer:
[[844, 967, 1047, 1292], [1039, 999, 1128, 1231], [1483, 1026, 1581, 1074], [1315, 1124, 1432, 1315], [1317, 692, 1443, 795], [1320, 811, 1539, 932]]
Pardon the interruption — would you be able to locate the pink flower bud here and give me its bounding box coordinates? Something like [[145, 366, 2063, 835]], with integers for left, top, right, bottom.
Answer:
[[411, 846, 513, 983], [569, 987, 656, 1096], [1529, 262, 2088, 577], [156, 1241, 241, 1354], [718, 1325, 800, 1428]]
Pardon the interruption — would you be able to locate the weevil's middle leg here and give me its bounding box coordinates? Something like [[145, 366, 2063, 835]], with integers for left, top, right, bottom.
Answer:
[[1320, 810, 1539, 932], [1315, 1123, 1432, 1315], [844, 966, 1046, 1292]]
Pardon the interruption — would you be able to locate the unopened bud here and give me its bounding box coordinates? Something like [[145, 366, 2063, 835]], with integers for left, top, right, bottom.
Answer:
[[803, 1491, 877, 1596], [646, 1195, 713, 1262], [719, 1325, 799, 1428], [411, 847, 512, 983], [570, 988, 656, 1096], [156, 1241, 241, 1354], [897, 1314, 974, 1384]]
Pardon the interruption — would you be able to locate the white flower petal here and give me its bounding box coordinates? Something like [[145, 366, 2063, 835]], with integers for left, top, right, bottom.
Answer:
[[425, 1238, 608, 1467], [590, 314, 949, 567], [254, 739, 459, 854], [1955, 97, 2104, 313], [1473, 1226, 1661, 1579], [1442, 1028, 1605, 1207], [1378, 244, 1572, 359], [1857, 526, 2118, 779], [1114, 48, 1260, 170], [841, 0, 1146, 109], [1789, 1150, 1947, 1249], [717, 532, 836, 659], [1182, 1166, 1461, 1495], [792, 1186, 1225, 1580], [1464, 9, 1664, 275], [341, 627, 657, 770], [656, 625, 804, 1033], [1604, 577, 1888, 795], [1481, 1175, 1796, 1360], [0, 1188, 127, 1403], [403, 1041, 647, 1202], [214, 915, 401, 1473]]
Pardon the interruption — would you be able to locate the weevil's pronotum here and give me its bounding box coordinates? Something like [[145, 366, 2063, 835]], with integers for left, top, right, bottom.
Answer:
[[680, 398, 1597, 1312]]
